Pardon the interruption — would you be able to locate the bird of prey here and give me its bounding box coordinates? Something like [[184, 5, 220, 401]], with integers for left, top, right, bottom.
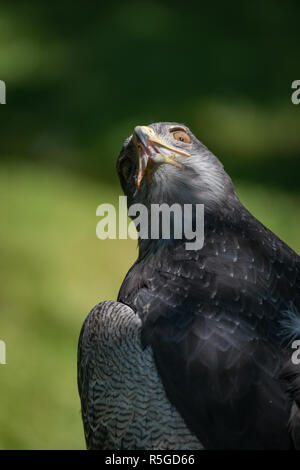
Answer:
[[78, 122, 300, 449]]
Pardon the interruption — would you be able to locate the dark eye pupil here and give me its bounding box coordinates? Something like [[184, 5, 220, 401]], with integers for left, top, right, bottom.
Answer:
[[179, 137, 184, 142]]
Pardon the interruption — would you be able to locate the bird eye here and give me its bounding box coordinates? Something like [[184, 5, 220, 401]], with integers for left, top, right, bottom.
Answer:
[[120, 157, 133, 180], [171, 130, 191, 144]]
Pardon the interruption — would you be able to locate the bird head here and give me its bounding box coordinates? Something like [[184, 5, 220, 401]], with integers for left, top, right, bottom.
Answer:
[[117, 122, 235, 211]]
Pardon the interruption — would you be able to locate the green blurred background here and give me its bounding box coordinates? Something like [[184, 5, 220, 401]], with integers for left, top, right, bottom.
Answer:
[[0, 0, 299, 449]]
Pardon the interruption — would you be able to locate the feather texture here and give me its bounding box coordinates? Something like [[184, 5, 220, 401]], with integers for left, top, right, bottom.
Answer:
[[77, 301, 202, 449]]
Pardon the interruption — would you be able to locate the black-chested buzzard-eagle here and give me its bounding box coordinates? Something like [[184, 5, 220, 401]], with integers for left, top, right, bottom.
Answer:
[[78, 122, 300, 449]]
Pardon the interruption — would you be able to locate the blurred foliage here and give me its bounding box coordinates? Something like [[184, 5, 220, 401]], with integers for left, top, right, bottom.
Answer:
[[1, 0, 300, 186], [0, 0, 299, 449], [0, 163, 137, 449]]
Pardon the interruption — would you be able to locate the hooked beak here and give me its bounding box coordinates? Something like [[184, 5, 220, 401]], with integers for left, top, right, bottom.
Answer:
[[132, 125, 191, 190]]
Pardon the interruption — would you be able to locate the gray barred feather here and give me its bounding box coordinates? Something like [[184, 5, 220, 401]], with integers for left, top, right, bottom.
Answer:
[[77, 301, 203, 450]]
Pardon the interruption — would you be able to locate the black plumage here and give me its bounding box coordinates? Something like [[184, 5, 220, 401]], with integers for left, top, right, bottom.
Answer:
[[78, 122, 300, 449], [119, 204, 299, 448]]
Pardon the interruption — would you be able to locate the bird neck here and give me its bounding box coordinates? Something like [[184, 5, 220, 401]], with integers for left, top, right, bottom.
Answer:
[[136, 195, 243, 259]]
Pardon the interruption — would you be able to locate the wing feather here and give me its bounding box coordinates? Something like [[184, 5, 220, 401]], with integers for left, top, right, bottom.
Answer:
[[77, 300, 202, 449]]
